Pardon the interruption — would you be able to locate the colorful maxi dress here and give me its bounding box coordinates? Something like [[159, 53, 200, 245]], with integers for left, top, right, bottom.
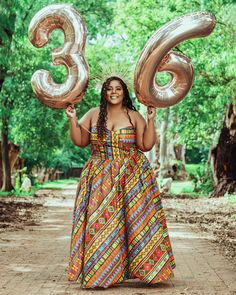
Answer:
[[67, 125, 176, 288]]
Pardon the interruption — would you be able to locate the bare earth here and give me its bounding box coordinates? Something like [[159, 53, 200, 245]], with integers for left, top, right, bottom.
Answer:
[[0, 185, 235, 295]]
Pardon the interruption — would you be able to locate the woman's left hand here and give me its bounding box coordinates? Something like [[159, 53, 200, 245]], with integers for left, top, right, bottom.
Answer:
[[147, 106, 156, 120]]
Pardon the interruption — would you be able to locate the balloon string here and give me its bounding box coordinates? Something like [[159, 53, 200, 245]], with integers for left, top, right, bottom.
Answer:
[[79, 123, 92, 134], [79, 123, 104, 145]]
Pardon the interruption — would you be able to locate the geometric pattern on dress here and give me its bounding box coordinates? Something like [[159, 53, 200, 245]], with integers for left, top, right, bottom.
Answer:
[[67, 126, 176, 288]]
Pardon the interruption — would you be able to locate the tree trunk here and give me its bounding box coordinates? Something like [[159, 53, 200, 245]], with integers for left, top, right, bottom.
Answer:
[[168, 140, 186, 162], [1, 116, 13, 191], [0, 9, 17, 191], [169, 108, 187, 179], [146, 118, 160, 173], [159, 108, 170, 178], [210, 103, 236, 197], [167, 140, 188, 180], [0, 79, 13, 191]]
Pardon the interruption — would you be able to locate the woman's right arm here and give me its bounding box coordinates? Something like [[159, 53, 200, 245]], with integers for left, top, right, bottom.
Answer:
[[65, 105, 93, 147]]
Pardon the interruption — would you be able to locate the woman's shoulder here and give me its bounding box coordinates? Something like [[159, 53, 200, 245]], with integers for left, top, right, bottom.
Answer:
[[126, 109, 145, 128], [129, 109, 144, 121], [86, 107, 99, 116], [92, 107, 100, 113], [127, 108, 140, 116]]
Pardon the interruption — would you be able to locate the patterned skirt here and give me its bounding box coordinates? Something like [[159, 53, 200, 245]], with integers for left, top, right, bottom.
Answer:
[[67, 126, 176, 288]]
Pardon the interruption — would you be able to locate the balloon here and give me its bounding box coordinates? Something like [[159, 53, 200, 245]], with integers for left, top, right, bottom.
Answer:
[[134, 12, 216, 108], [28, 4, 89, 109]]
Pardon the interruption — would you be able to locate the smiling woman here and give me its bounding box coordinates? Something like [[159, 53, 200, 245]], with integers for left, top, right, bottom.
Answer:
[[65, 76, 176, 289], [106, 80, 124, 103]]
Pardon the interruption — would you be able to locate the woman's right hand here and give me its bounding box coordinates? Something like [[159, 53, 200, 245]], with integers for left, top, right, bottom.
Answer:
[[65, 104, 76, 119]]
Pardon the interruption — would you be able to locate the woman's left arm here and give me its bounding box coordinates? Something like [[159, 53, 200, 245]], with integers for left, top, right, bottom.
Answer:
[[143, 106, 157, 151]]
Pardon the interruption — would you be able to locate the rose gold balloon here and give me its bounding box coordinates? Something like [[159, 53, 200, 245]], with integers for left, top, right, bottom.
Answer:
[[28, 4, 89, 108], [134, 12, 216, 108]]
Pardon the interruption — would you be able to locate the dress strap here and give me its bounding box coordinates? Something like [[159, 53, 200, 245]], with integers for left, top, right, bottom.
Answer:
[[79, 123, 92, 134]]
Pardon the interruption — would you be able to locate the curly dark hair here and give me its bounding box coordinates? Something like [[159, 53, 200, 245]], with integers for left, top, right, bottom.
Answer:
[[96, 76, 138, 140]]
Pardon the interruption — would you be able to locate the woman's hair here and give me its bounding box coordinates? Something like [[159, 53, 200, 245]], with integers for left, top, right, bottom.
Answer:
[[96, 76, 137, 140]]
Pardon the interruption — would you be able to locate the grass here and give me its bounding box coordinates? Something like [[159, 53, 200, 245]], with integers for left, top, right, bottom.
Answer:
[[185, 163, 204, 175], [0, 189, 35, 197], [36, 178, 78, 189], [224, 193, 236, 203], [170, 180, 195, 195], [0, 178, 78, 197], [169, 179, 208, 197], [0, 191, 12, 197]]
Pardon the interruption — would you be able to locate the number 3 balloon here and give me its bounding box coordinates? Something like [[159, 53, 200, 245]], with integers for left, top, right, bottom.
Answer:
[[134, 12, 216, 108], [28, 4, 89, 109]]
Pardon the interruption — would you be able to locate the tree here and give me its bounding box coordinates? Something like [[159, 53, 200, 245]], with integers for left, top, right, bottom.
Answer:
[[1, 0, 235, 195], [0, 0, 114, 191], [0, 0, 17, 191], [112, 0, 235, 193], [210, 103, 236, 197]]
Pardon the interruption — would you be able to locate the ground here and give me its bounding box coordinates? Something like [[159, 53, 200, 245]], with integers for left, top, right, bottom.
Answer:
[[0, 185, 235, 295], [163, 192, 236, 264]]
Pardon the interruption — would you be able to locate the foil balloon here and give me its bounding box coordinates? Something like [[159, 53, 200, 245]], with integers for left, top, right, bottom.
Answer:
[[134, 12, 216, 108], [28, 4, 89, 108]]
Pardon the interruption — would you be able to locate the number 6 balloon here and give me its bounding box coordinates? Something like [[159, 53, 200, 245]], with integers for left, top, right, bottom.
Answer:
[[28, 4, 89, 109], [134, 12, 216, 108]]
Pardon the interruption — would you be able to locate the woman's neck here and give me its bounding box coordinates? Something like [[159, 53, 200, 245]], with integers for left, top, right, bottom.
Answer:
[[107, 103, 125, 115]]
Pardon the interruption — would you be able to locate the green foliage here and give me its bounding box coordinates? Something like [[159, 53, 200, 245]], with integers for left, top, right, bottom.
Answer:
[[113, 0, 236, 149], [185, 147, 209, 163], [14, 167, 27, 190], [188, 163, 214, 194], [0, 0, 114, 173], [1, 0, 235, 181], [186, 163, 205, 175]]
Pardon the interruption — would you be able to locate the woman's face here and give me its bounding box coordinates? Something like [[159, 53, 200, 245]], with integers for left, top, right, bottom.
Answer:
[[106, 80, 124, 105]]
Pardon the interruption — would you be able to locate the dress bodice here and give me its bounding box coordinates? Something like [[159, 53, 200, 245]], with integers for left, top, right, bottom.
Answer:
[[90, 126, 140, 160]]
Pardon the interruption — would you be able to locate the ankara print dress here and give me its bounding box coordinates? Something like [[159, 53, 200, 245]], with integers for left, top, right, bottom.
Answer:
[[67, 125, 176, 288]]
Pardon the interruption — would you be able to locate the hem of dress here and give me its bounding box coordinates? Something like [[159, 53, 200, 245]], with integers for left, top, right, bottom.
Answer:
[[68, 263, 176, 289]]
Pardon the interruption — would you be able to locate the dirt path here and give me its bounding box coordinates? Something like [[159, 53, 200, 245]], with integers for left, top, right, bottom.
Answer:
[[0, 186, 235, 295]]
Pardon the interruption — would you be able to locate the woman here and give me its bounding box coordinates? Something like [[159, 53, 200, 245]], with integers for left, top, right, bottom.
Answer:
[[66, 76, 176, 289]]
